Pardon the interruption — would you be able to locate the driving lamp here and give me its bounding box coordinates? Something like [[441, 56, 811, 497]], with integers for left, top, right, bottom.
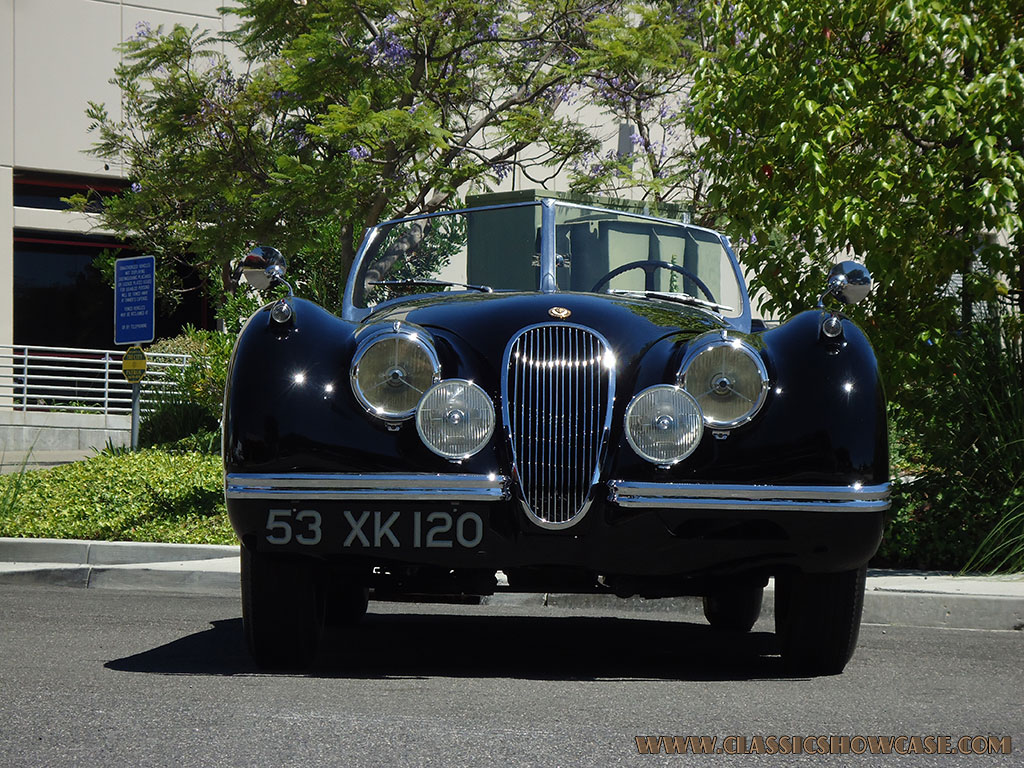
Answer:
[[624, 385, 704, 466], [416, 379, 495, 459]]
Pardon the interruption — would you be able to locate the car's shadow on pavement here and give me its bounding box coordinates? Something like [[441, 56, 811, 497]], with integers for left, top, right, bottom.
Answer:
[[106, 609, 790, 681]]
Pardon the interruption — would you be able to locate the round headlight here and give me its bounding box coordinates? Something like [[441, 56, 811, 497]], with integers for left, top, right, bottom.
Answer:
[[350, 325, 441, 421], [416, 379, 495, 460], [624, 385, 704, 466], [679, 335, 768, 428]]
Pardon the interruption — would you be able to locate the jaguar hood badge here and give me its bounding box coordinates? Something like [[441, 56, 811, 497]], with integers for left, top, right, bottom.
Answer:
[[548, 306, 571, 319]]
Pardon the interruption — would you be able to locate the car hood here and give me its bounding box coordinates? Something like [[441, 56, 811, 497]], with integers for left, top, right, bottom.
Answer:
[[362, 291, 726, 354]]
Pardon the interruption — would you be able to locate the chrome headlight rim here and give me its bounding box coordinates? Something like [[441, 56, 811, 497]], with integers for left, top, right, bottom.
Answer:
[[677, 333, 769, 429], [624, 384, 705, 467], [349, 323, 442, 422], [416, 378, 496, 460]]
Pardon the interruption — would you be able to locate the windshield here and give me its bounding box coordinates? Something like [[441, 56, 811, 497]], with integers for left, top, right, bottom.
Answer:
[[346, 201, 748, 322]]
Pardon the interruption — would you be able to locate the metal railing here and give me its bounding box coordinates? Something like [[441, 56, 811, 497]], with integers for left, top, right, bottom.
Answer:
[[0, 344, 189, 416]]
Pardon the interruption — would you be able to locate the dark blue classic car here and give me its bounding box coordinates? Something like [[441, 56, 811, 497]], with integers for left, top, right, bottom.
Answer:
[[224, 199, 889, 674]]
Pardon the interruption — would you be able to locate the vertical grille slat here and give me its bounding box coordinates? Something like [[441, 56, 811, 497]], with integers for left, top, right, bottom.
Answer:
[[503, 324, 614, 528]]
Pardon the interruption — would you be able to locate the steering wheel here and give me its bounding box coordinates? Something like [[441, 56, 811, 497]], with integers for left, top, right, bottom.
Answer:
[[590, 260, 717, 302]]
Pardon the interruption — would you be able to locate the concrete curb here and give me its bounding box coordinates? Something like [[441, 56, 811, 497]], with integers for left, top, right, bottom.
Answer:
[[861, 590, 1023, 631], [0, 537, 237, 565], [485, 588, 1024, 631], [1, 537, 1022, 630], [0, 537, 240, 596], [0, 561, 241, 595]]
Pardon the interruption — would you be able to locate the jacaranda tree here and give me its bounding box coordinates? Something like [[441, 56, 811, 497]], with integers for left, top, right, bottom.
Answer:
[[569, 1, 714, 222], [74, 0, 615, 322]]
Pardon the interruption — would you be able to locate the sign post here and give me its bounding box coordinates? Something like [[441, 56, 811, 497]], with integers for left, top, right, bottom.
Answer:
[[115, 257, 156, 450], [121, 346, 147, 449]]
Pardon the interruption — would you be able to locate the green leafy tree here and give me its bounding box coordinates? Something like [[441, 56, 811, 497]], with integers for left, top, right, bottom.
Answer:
[[689, 0, 1024, 569], [689, 0, 1023, 338], [569, 1, 713, 220], [73, 0, 610, 321]]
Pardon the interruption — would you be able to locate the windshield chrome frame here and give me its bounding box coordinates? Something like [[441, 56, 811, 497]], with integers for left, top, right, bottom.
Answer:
[[342, 199, 753, 331], [539, 198, 558, 294]]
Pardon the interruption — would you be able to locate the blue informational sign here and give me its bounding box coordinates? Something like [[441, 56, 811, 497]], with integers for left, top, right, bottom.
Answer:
[[114, 255, 156, 346]]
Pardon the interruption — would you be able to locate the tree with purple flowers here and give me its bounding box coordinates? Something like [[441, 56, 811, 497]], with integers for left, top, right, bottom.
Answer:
[[568, 1, 712, 223], [73, 0, 620, 324]]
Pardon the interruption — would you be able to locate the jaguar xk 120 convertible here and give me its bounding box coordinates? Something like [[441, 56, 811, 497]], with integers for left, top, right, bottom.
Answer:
[[224, 198, 889, 674]]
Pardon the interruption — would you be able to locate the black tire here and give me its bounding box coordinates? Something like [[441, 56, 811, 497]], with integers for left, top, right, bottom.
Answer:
[[775, 566, 867, 676], [326, 582, 370, 627], [240, 546, 325, 670], [702, 586, 764, 632]]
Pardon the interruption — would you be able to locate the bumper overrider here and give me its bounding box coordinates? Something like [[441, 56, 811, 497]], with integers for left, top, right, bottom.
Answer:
[[224, 473, 888, 575]]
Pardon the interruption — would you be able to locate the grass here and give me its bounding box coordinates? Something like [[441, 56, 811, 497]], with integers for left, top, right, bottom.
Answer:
[[0, 449, 233, 544], [963, 499, 1024, 575], [1, 451, 33, 520]]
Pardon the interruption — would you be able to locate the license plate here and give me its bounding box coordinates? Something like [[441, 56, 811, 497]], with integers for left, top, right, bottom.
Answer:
[[262, 508, 485, 550]]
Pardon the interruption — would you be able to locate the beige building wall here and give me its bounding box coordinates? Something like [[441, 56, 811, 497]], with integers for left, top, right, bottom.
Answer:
[[0, 0, 227, 348], [13, 0, 122, 176], [0, 1, 649, 350], [0, 165, 11, 348], [2, 1, 13, 348]]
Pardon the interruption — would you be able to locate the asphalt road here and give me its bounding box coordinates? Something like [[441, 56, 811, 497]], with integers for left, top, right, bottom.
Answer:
[[1, 585, 1020, 767]]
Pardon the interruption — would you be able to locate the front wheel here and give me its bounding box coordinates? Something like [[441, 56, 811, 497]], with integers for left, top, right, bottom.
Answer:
[[775, 567, 867, 676], [240, 546, 325, 670]]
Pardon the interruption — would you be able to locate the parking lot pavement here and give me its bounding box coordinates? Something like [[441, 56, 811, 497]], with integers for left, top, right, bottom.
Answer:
[[1, 536, 1022, 630]]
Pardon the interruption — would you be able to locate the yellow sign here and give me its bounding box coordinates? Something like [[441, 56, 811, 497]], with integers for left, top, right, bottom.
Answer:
[[122, 345, 147, 383]]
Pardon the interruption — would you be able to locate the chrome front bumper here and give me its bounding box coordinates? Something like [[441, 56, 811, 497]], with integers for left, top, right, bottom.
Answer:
[[225, 473, 509, 502], [226, 473, 889, 513], [607, 481, 891, 513]]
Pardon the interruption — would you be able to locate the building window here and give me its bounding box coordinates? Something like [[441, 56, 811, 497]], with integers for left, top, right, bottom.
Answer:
[[13, 234, 210, 349], [13, 171, 122, 212]]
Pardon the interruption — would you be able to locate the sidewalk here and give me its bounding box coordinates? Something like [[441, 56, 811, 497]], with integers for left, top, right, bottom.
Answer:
[[1, 536, 1022, 630], [0, 450, 94, 474]]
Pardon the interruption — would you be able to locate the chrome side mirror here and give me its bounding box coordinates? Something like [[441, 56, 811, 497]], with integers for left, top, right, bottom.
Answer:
[[232, 246, 289, 292], [821, 260, 873, 306]]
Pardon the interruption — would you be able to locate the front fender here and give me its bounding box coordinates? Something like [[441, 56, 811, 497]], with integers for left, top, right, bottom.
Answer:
[[604, 310, 888, 487]]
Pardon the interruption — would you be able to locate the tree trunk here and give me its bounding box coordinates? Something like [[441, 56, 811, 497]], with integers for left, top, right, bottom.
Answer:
[[339, 221, 355, 308]]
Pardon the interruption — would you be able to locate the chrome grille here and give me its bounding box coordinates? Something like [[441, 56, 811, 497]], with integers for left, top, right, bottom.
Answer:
[[502, 324, 614, 528]]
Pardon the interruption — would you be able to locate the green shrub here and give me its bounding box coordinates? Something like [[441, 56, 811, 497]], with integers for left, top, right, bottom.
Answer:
[[876, 478, 1013, 570], [959, 317, 1024, 573], [142, 326, 235, 452], [139, 399, 215, 448], [0, 450, 232, 544], [876, 318, 1024, 572]]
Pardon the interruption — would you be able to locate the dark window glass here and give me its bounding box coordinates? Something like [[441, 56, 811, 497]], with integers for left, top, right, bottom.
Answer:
[[13, 171, 124, 212], [13, 234, 210, 350]]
